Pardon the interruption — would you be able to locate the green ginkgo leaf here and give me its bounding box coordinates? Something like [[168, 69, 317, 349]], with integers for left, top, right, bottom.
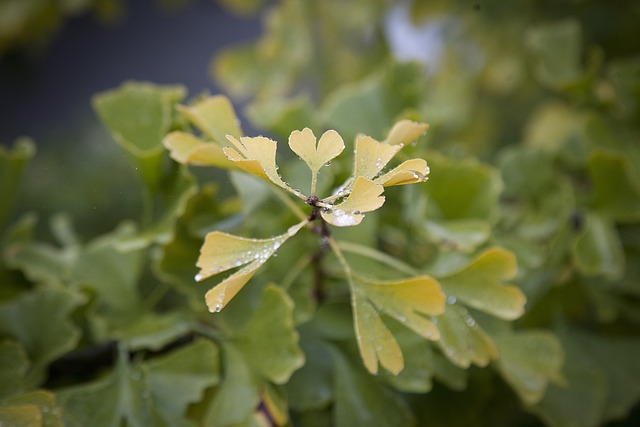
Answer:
[[234, 285, 305, 384], [321, 177, 385, 227], [587, 150, 640, 222], [351, 274, 445, 374], [196, 221, 307, 312], [288, 128, 345, 175], [176, 95, 242, 144], [434, 303, 498, 368], [438, 247, 525, 320], [0, 341, 29, 400], [493, 329, 565, 406], [572, 213, 625, 280]]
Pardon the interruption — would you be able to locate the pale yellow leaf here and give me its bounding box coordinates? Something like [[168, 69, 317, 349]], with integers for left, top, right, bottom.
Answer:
[[196, 221, 307, 312], [384, 120, 429, 146], [205, 261, 262, 313], [321, 177, 385, 227], [353, 136, 402, 180], [177, 95, 241, 143], [375, 158, 430, 186], [224, 135, 288, 189], [163, 131, 233, 168], [288, 128, 344, 173]]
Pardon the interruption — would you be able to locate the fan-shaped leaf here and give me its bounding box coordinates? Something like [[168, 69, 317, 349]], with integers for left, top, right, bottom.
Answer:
[[383, 120, 429, 146], [176, 95, 242, 143], [288, 128, 344, 174], [196, 221, 306, 312], [434, 303, 498, 368], [438, 247, 525, 320], [375, 158, 429, 187], [234, 285, 305, 384], [493, 329, 565, 405], [351, 275, 445, 374], [321, 177, 384, 227], [353, 136, 402, 180], [163, 131, 232, 168], [224, 135, 289, 189]]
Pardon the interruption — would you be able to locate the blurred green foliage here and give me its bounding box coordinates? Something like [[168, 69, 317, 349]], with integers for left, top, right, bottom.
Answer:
[[1, 0, 640, 426]]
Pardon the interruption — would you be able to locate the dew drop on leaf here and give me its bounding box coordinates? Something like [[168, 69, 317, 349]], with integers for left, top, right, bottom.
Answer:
[[447, 295, 457, 305], [464, 315, 476, 327]]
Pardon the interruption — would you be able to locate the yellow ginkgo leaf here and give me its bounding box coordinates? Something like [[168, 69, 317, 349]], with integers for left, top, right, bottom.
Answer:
[[163, 131, 233, 168], [351, 274, 445, 375], [384, 120, 429, 146], [375, 158, 430, 187], [288, 128, 344, 174], [353, 136, 402, 180], [176, 95, 242, 143], [357, 275, 445, 341], [204, 261, 262, 313], [224, 135, 289, 190], [321, 177, 385, 227], [196, 221, 307, 312], [353, 288, 404, 375]]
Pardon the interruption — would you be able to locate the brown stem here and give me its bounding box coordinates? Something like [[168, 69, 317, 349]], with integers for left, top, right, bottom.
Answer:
[[306, 197, 331, 303]]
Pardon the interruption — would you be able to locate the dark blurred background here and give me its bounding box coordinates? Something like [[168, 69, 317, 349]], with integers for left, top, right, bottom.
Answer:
[[0, 0, 260, 145]]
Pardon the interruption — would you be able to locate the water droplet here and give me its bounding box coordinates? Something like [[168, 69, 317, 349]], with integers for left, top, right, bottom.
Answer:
[[447, 295, 457, 305], [215, 304, 223, 312], [324, 161, 331, 166], [194, 273, 204, 281], [464, 315, 476, 327]]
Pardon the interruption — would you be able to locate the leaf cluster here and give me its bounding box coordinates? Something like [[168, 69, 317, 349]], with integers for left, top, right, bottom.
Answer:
[[2, 0, 640, 426]]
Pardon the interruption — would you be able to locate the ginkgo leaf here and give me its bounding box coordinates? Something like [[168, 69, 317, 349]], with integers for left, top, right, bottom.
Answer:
[[358, 275, 445, 340], [375, 158, 430, 187], [234, 285, 305, 384], [353, 135, 402, 180], [224, 135, 289, 190], [434, 303, 498, 368], [493, 329, 565, 405], [351, 274, 445, 374], [438, 247, 525, 320], [196, 221, 307, 312], [321, 177, 385, 227], [176, 95, 242, 143], [163, 131, 233, 168], [352, 286, 404, 375], [288, 128, 344, 174], [384, 120, 429, 146]]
